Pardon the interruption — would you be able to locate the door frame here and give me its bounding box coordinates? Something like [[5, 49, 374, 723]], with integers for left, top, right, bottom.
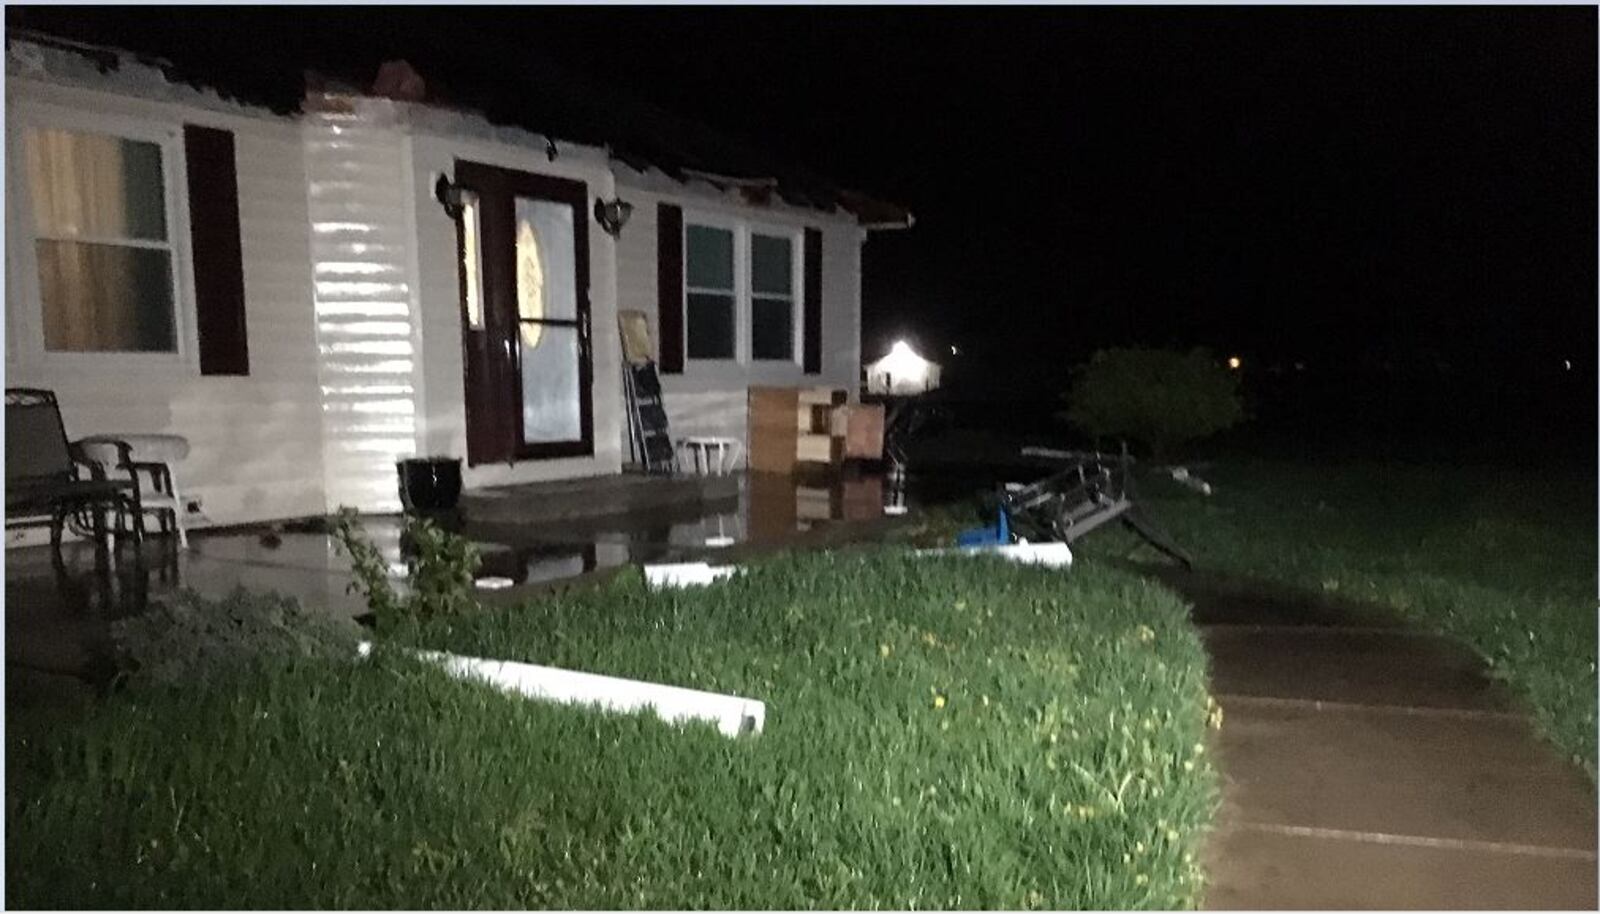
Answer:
[[453, 159, 594, 465]]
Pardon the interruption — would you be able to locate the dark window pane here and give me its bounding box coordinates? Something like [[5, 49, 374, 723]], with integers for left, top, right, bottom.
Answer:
[[685, 224, 733, 290], [687, 292, 735, 359], [37, 240, 175, 352], [751, 233, 792, 295], [752, 296, 793, 361]]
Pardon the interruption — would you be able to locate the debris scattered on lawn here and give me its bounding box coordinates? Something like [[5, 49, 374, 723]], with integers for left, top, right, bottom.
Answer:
[[356, 642, 764, 737], [647, 544, 1072, 593], [1166, 466, 1214, 495], [643, 562, 740, 589], [915, 541, 1074, 568]]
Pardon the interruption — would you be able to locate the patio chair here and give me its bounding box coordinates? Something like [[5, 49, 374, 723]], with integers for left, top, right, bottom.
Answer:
[[5, 388, 144, 565]]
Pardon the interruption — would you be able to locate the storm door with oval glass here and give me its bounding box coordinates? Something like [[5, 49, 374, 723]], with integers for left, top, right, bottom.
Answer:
[[452, 161, 593, 465]]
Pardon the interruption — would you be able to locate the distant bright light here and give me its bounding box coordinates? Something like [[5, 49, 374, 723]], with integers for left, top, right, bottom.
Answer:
[[1563, 359, 1573, 371], [866, 340, 942, 395], [1227, 356, 1242, 370], [950, 344, 960, 356]]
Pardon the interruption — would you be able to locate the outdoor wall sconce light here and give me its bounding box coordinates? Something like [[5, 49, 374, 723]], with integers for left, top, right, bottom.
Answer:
[[594, 197, 634, 237], [434, 174, 465, 220]]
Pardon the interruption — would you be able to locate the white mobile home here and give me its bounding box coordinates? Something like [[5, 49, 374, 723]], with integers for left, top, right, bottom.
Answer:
[[4, 34, 911, 529]]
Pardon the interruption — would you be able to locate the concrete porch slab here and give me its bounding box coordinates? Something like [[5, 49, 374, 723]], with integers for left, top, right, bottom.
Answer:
[[460, 473, 740, 526], [1215, 701, 1598, 851], [1203, 626, 1518, 711], [1204, 821, 1599, 910]]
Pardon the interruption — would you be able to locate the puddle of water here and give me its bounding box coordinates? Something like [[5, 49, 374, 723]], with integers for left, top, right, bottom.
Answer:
[[6, 470, 917, 676]]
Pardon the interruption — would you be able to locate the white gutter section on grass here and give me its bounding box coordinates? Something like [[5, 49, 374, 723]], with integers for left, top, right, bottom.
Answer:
[[912, 541, 1074, 569], [356, 642, 765, 737], [641, 543, 1071, 595], [643, 562, 739, 589]]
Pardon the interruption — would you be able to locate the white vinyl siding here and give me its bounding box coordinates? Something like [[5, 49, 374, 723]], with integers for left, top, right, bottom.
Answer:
[[4, 73, 326, 527]]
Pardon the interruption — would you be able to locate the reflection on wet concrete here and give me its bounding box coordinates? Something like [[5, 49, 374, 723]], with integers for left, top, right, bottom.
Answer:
[[6, 470, 901, 680]]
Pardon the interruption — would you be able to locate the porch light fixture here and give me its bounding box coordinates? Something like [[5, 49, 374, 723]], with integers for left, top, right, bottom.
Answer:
[[434, 174, 465, 220], [594, 197, 634, 237]]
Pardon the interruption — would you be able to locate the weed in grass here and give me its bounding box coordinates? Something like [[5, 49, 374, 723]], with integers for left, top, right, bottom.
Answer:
[[331, 508, 482, 632]]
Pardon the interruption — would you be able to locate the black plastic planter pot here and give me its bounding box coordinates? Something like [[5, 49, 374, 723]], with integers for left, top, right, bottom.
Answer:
[[397, 457, 463, 513]]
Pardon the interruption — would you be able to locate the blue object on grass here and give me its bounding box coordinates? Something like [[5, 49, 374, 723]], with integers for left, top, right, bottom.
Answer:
[[955, 506, 1010, 547]]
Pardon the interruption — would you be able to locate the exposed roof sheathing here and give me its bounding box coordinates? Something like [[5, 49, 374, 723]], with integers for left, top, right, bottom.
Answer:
[[8, 29, 913, 228]]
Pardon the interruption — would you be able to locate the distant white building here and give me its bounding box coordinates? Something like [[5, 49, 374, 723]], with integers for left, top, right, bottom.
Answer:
[[865, 341, 941, 396]]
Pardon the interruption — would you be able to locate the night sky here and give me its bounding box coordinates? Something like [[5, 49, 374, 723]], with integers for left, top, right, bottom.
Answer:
[[12, 6, 1596, 415]]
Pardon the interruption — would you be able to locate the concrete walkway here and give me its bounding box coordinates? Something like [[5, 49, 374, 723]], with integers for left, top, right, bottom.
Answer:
[[1155, 570, 1597, 910]]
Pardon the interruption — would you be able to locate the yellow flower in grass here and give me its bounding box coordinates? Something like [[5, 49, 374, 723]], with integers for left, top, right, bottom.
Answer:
[[879, 643, 892, 658], [1135, 624, 1156, 643], [1134, 873, 1149, 886], [933, 694, 946, 710]]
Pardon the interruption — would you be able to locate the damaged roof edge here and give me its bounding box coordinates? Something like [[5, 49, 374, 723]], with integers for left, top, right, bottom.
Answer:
[[6, 29, 915, 229]]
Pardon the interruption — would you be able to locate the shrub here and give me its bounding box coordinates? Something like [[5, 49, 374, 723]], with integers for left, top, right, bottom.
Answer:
[[110, 587, 360, 687], [330, 508, 482, 632], [1061, 347, 1244, 459]]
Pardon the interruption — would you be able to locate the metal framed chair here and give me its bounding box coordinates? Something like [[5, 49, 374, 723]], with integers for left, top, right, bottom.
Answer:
[[5, 388, 144, 565], [962, 446, 1194, 569]]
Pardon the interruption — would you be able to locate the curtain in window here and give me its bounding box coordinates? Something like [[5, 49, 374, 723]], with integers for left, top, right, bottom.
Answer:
[[25, 129, 156, 352]]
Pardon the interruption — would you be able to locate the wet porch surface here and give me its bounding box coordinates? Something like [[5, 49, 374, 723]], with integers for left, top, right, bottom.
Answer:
[[7, 471, 908, 682], [459, 472, 741, 526]]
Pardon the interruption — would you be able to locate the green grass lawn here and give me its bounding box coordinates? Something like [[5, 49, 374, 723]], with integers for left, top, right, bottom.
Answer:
[[8, 551, 1219, 909], [1113, 457, 1597, 778]]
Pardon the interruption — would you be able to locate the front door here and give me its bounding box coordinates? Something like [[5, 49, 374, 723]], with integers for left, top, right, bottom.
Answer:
[[454, 161, 593, 465]]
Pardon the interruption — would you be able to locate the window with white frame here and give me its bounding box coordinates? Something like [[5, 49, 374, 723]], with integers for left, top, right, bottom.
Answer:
[[22, 124, 180, 353], [683, 218, 801, 363]]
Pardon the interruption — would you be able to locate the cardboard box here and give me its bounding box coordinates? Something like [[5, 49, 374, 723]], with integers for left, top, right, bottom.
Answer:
[[838, 403, 885, 459], [748, 387, 800, 474]]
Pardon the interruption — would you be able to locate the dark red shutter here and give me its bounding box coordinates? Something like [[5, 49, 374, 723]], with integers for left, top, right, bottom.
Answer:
[[803, 227, 823, 375], [657, 203, 684, 373], [184, 125, 249, 376]]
